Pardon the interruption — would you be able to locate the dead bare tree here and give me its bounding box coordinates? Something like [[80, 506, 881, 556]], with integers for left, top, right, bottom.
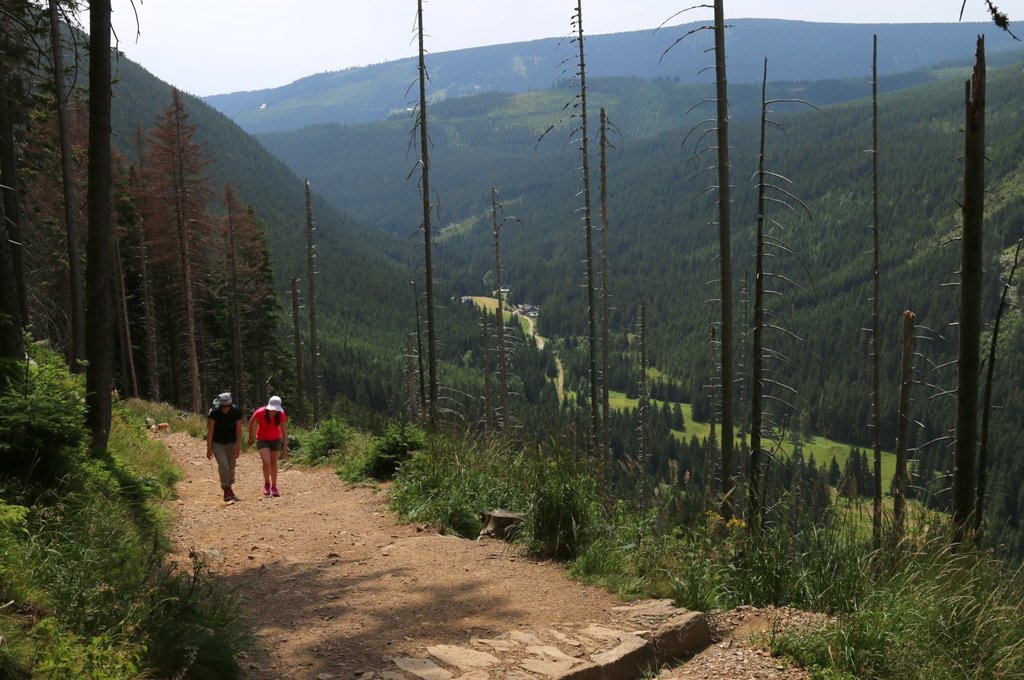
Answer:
[[662, 0, 737, 518], [304, 179, 321, 426], [290, 277, 307, 427], [490, 187, 514, 429], [975, 233, 1024, 537], [412, 280, 427, 419], [893, 311, 916, 542], [637, 303, 650, 510], [415, 0, 439, 431], [599, 107, 613, 478], [952, 36, 985, 543], [572, 0, 600, 460], [870, 34, 884, 551], [748, 58, 814, 536], [481, 306, 493, 431]]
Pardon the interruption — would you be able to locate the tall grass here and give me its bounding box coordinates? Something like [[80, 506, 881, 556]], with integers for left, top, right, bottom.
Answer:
[[389, 433, 601, 556], [770, 540, 1024, 679]]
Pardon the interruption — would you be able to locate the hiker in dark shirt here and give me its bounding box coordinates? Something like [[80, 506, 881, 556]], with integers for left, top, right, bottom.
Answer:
[[207, 392, 243, 501]]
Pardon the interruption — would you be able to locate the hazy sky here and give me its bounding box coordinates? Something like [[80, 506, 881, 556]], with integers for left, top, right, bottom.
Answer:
[[103, 1, 1003, 96]]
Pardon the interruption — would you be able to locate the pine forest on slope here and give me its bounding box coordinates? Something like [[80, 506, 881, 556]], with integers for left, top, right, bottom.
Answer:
[[68, 18, 1024, 552]]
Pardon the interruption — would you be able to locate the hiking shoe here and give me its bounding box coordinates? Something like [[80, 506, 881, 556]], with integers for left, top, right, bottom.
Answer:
[[271, 487, 281, 497], [263, 482, 271, 496], [224, 487, 237, 501]]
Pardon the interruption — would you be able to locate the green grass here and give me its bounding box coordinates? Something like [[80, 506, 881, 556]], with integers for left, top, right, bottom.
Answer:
[[607, 390, 897, 482], [1, 351, 249, 678]]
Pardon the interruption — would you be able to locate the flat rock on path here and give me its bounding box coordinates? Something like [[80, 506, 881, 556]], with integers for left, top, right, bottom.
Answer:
[[162, 431, 812, 679]]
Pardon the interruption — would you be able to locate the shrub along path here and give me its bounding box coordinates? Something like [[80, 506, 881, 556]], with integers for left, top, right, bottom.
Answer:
[[162, 431, 812, 679]]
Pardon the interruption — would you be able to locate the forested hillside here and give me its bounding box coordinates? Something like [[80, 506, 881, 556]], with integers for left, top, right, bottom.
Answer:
[[258, 45, 1024, 549], [106, 54, 425, 414], [206, 19, 1023, 133]]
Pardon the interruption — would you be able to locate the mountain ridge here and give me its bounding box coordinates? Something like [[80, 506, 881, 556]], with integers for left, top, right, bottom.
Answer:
[[203, 19, 1022, 133]]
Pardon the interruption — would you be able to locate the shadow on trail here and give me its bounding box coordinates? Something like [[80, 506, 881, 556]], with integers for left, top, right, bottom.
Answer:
[[224, 543, 529, 676]]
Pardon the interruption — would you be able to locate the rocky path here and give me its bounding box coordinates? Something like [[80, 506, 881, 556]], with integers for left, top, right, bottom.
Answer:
[[162, 431, 813, 679]]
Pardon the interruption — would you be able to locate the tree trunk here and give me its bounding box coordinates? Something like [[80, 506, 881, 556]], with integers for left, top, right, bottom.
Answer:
[[713, 0, 736, 520], [225, 187, 246, 417], [0, 197, 23, 368], [599, 108, 612, 482], [871, 34, 884, 550], [406, 334, 418, 424], [416, 0, 439, 431], [638, 303, 650, 510], [893, 311, 915, 542], [134, 124, 160, 401], [85, 0, 115, 454], [953, 37, 985, 543], [304, 179, 321, 425], [574, 0, 601, 461], [290, 277, 307, 426], [481, 306, 493, 431], [48, 0, 86, 370], [491, 187, 510, 428], [0, 38, 27, 329], [749, 58, 768, 537], [167, 91, 202, 414], [412, 280, 427, 421], [975, 234, 1023, 537], [114, 235, 139, 397]]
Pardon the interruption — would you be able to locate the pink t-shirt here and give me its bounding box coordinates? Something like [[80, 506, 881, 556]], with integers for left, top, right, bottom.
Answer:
[[251, 407, 287, 441]]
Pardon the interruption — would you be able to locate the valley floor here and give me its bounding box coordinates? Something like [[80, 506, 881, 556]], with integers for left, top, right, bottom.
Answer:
[[161, 431, 816, 679]]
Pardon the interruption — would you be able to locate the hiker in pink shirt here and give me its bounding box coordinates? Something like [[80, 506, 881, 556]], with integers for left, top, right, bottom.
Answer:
[[247, 395, 288, 497]]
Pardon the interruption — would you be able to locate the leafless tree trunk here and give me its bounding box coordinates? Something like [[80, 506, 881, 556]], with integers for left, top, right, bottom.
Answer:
[[491, 187, 510, 428], [412, 280, 427, 420], [481, 306, 493, 431], [48, 0, 85, 369], [638, 303, 650, 510], [713, 0, 736, 520], [871, 34, 884, 550], [85, 0, 114, 454], [225, 188, 246, 416], [749, 59, 768, 537], [304, 179, 321, 425], [952, 36, 985, 543], [599, 107, 612, 479], [290, 277, 307, 426], [975, 234, 1023, 537], [573, 0, 601, 460], [416, 0, 439, 431], [406, 334, 418, 423], [893, 310, 915, 542]]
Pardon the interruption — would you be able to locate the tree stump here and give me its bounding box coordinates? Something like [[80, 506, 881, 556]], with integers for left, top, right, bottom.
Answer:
[[478, 509, 526, 541]]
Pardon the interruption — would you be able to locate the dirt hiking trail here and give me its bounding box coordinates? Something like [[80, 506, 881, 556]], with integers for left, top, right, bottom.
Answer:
[[163, 431, 815, 679]]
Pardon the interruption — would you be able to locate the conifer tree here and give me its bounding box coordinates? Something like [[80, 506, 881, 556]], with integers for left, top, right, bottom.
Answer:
[[85, 0, 115, 452], [48, 0, 85, 370], [146, 89, 211, 413]]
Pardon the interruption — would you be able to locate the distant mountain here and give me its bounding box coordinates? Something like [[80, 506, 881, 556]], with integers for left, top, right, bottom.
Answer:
[[254, 50, 1024, 453], [204, 19, 1022, 133]]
